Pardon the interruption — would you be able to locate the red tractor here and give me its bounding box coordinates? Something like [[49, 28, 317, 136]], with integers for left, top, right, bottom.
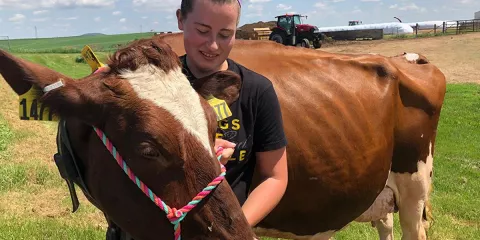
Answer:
[[269, 14, 324, 49]]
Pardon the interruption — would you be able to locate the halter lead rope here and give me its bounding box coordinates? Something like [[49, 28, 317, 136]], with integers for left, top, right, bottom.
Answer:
[[93, 127, 226, 240]]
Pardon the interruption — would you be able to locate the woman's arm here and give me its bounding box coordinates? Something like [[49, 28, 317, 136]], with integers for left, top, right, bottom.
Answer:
[[241, 147, 288, 226]]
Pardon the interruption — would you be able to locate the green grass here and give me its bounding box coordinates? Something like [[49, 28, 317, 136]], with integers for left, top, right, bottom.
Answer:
[[0, 53, 479, 239], [12, 53, 110, 79], [0, 32, 155, 53], [0, 216, 104, 240]]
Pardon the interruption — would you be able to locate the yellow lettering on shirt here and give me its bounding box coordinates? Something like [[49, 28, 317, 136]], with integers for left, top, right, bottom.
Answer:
[[232, 119, 240, 130], [219, 120, 229, 130], [239, 150, 247, 161]]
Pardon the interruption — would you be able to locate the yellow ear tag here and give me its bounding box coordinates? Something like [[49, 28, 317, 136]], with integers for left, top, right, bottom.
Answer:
[[207, 96, 232, 121], [81, 45, 105, 72], [18, 86, 59, 121]]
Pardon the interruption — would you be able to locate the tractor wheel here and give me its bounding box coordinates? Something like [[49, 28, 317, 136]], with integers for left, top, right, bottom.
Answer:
[[313, 40, 322, 49], [298, 38, 311, 48], [270, 32, 286, 45]]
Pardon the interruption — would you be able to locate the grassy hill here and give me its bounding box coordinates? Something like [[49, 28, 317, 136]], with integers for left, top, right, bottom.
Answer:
[[0, 32, 155, 53]]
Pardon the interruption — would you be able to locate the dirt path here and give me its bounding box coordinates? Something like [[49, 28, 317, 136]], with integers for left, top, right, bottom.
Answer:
[[322, 33, 480, 84]]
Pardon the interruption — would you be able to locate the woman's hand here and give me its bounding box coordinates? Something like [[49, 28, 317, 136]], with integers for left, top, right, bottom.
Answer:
[[214, 138, 236, 165]]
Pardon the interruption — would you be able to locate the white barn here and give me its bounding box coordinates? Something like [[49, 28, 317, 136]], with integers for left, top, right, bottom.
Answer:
[[475, 11, 480, 19]]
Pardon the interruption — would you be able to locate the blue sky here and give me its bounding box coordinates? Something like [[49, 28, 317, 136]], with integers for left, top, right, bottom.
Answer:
[[0, 0, 479, 39]]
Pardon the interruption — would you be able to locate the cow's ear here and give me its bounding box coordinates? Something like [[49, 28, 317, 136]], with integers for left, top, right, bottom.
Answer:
[[191, 70, 241, 105], [0, 49, 105, 125], [0, 49, 74, 95]]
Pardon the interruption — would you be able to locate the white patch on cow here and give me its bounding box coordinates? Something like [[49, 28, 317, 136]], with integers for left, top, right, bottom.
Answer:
[[404, 53, 419, 62], [120, 64, 212, 156], [386, 141, 434, 240], [421, 133, 424, 138], [355, 187, 395, 222], [310, 230, 335, 240]]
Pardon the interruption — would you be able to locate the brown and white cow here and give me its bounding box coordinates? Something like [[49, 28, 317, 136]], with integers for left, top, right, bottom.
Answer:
[[0, 33, 446, 240], [159, 33, 447, 240]]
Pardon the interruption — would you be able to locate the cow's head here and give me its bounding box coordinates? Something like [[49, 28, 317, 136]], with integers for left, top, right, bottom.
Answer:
[[0, 38, 254, 239]]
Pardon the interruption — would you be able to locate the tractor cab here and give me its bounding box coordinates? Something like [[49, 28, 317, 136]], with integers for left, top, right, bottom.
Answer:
[[269, 13, 323, 49], [348, 20, 363, 26]]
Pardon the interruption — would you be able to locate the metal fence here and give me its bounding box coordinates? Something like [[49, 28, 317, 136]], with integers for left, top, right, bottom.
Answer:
[[407, 19, 480, 38]]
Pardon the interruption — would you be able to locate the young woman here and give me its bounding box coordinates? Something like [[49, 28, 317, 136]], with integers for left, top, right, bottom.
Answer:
[[176, 0, 288, 227], [106, 0, 288, 238]]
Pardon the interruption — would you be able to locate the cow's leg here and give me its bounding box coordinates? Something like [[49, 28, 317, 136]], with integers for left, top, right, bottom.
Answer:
[[372, 212, 394, 240], [388, 141, 434, 240]]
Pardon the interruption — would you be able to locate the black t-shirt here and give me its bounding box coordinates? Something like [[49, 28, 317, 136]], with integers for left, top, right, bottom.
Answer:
[[179, 55, 288, 205]]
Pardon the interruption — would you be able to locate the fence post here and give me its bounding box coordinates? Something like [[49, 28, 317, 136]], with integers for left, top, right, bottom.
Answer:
[[434, 24, 437, 35], [443, 22, 446, 33], [416, 23, 418, 37], [456, 21, 459, 34]]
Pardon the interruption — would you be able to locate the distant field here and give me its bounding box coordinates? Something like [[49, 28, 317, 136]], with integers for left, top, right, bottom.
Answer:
[[0, 32, 155, 53]]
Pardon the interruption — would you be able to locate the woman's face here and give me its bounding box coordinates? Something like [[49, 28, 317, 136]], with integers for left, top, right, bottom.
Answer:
[[177, 0, 239, 75]]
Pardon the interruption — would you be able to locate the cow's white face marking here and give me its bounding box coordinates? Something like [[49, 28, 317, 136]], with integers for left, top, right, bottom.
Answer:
[[405, 53, 420, 62], [120, 64, 212, 156]]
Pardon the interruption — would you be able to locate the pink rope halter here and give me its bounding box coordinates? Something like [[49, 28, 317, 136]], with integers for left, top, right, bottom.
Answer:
[[93, 127, 226, 240]]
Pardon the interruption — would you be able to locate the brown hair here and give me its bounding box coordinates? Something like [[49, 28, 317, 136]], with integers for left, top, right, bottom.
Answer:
[[180, 0, 242, 25]]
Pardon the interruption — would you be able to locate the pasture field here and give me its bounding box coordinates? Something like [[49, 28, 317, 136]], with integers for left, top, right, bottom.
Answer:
[[0, 33, 479, 239], [0, 32, 155, 53]]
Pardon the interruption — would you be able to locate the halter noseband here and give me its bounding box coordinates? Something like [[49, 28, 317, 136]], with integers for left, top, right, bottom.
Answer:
[[93, 127, 226, 240]]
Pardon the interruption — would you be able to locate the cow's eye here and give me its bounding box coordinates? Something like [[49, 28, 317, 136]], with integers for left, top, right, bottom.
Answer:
[[138, 143, 160, 159]]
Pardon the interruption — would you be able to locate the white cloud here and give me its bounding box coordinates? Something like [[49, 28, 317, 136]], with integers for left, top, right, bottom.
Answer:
[[398, 3, 426, 12], [94, 17, 101, 22], [57, 17, 78, 20], [332, 0, 345, 2], [389, 4, 398, 9], [132, 0, 180, 12], [277, 3, 291, 10], [119, 18, 126, 23], [53, 23, 70, 27], [32, 18, 48, 22], [246, 3, 263, 17], [361, 0, 381, 2], [33, 10, 48, 15], [112, 11, 121, 15], [0, 0, 116, 9], [352, 6, 361, 13], [141, 16, 148, 19], [314, 2, 327, 9], [399, 3, 419, 10], [9, 14, 26, 22]]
